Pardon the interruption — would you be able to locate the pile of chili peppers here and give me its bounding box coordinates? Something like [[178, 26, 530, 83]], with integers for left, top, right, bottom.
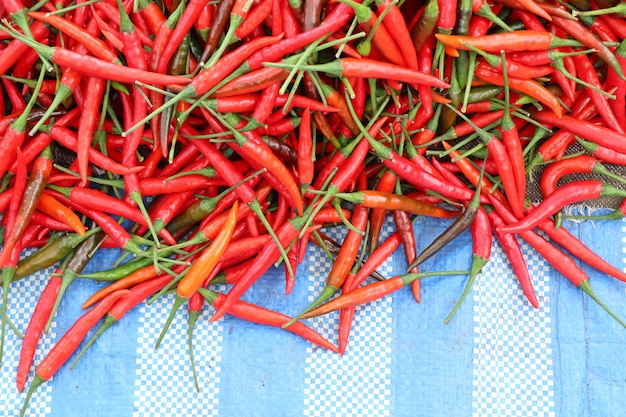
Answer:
[[0, 0, 626, 413]]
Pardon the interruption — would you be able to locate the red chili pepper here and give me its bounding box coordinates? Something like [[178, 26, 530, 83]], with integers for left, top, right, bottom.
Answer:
[[28, 12, 120, 64], [297, 107, 314, 189], [1, 29, 192, 86], [435, 30, 579, 53], [20, 290, 130, 417], [199, 287, 339, 352], [501, 180, 626, 234], [444, 206, 492, 323], [572, 53, 625, 134], [210, 207, 311, 322], [376, 0, 418, 70], [576, 138, 626, 166], [0, 146, 52, 268], [532, 110, 626, 155], [0, 21, 48, 77], [487, 207, 538, 308], [16, 273, 61, 392], [551, 15, 625, 81]]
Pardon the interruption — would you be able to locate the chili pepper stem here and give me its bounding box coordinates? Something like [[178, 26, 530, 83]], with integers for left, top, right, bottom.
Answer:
[[155, 294, 187, 348], [579, 280, 626, 328], [20, 375, 45, 417], [187, 310, 201, 392], [129, 191, 162, 248], [283, 285, 337, 328], [44, 269, 78, 334], [444, 255, 489, 324], [0, 266, 16, 365], [68, 313, 117, 370]]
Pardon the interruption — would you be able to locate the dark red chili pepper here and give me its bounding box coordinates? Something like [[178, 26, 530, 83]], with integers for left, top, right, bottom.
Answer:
[[0, 146, 52, 268], [408, 172, 482, 270], [411, 0, 438, 52], [551, 15, 625, 81], [394, 209, 420, 302]]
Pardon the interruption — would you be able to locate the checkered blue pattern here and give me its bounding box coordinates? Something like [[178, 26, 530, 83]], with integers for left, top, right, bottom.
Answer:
[[0, 249, 56, 417], [133, 294, 223, 417], [303, 225, 393, 417], [471, 241, 555, 417], [1, 217, 626, 416]]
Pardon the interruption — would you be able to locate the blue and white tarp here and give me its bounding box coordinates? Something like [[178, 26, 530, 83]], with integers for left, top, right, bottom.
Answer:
[[2, 215, 626, 416]]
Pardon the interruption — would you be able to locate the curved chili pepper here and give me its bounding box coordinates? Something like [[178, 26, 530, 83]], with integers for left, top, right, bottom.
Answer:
[[36, 193, 85, 236], [501, 180, 626, 235], [408, 173, 482, 270], [539, 155, 626, 198], [532, 110, 626, 155]]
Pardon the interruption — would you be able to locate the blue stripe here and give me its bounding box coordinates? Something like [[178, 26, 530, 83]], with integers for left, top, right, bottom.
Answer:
[[49, 250, 139, 417], [216, 264, 307, 417], [393, 217, 475, 417]]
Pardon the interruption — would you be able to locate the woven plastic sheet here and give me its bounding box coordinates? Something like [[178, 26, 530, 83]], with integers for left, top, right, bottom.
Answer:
[[1, 215, 626, 416]]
